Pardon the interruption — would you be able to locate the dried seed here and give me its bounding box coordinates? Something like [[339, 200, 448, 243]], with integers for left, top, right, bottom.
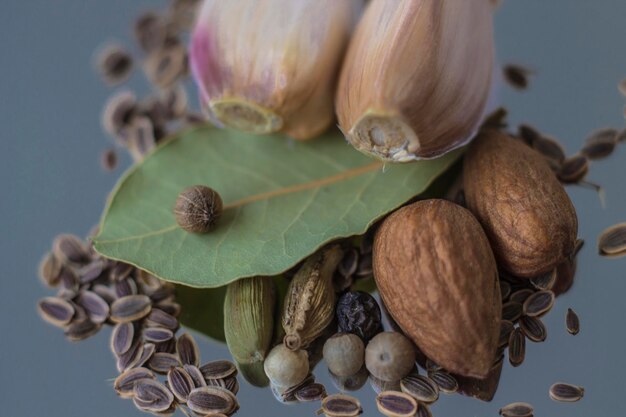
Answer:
[[295, 382, 327, 402], [338, 249, 359, 278], [183, 365, 206, 388], [424, 359, 440, 373], [59, 267, 79, 292], [160, 84, 188, 119], [428, 370, 458, 394], [37, 297, 75, 327], [355, 255, 373, 278], [101, 90, 137, 137], [582, 128, 618, 160], [499, 402, 534, 417], [376, 391, 418, 417], [503, 64, 533, 90], [155, 338, 177, 354], [53, 234, 90, 266], [519, 315, 547, 342], [149, 352, 182, 374], [96, 44, 133, 85], [530, 268, 557, 291], [319, 394, 363, 417], [144, 327, 174, 343], [146, 308, 179, 331], [416, 403, 433, 417], [110, 262, 134, 282], [111, 322, 135, 355], [508, 328, 526, 367], [110, 295, 151, 323], [549, 382, 584, 402], [187, 386, 238, 415], [500, 281, 511, 301], [133, 379, 174, 412], [523, 290, 555, 317], [78, 260, 106, 284], [566, 308, 580, 335], [558, 154, 589, 183], [598, 223, 626, 257], [400, 374, 439, 404], [136, 343, 156, 368], [156, 301, 181, 318], [147, 284, 175, 303], [65, 319, 100, 342], [144, 44, 187, 90], [509, 289, 534, 305], [368, 375, 401, 395], [168, 367, 195, 403], [518, 124, 541, 146], [114, 367, 156, 398], [101, 148, 118, 171], [126, 117, 157, 162], [177, 333, 200, 367], [223, 376, 239, 395], [199, 359, 237, 380], [75, 291, 109, 324], [38, 252, 62, 287], [134, 11, 167, 53], [117, 338, 145, 372], [533, 135, 565, 164], [499, 320, 514, 347], [114, 278, 138, 298], [502, 301, 523, 322]]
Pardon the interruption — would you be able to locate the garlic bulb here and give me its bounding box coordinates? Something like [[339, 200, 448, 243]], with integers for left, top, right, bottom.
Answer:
[[190, 0, 363, 140], [336, 0, 496, 162]]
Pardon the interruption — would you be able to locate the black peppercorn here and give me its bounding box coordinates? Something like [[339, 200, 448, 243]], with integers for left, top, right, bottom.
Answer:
[[336, 291, 382, 342], [174, 185, 223, 233]]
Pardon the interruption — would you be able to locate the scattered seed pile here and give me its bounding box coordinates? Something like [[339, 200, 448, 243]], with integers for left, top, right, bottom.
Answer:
[[38, 232, 241, 416]]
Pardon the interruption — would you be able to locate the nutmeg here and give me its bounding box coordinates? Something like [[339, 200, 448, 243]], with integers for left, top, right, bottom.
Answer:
[[373, 199, 501, 378], [463, 130, 578, 277]]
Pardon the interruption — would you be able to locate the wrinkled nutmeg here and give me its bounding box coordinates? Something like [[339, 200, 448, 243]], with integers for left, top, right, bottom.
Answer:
[[174, 185, 223, 233], [373, 199, 501, 378], [463, 130, 578, 277]]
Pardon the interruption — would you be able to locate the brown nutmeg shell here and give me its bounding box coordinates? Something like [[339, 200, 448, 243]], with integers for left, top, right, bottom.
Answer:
[[373, 199, 501, 378], [463, 130, 578, 277]]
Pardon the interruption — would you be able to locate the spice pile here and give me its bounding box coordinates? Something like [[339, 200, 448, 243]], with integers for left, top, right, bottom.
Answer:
[[36, 1, 626, 417]]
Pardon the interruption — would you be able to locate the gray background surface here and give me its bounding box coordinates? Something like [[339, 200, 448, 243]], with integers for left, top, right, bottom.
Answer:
[[1, 0, 625, 415]]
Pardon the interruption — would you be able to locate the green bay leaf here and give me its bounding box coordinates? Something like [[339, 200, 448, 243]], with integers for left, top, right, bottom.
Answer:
[[94, 126, 460, 288]]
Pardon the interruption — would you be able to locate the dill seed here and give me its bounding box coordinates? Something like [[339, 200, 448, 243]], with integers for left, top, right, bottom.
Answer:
[[565, 308, 580, 335], [101, 148, 118, 172], [376, 391, 418, 417], [503, 64, 533, 90], [532, 135, 565, 165], [530, 268, 557, 290], [508, 328, 526, 367], [428, 370, 458, 394], [519, 315, 547, 342], [116, 338, 145, 373], [38, 252, 62, 287], [598, 223, 626, 257], [319, 394, 363, 417], [400, 374, 439, 404], [183, 364, 207, 388], [187, 386, 238, 416], [199, 360, 237, 380], [499, 402, 534, 417], [557, 154, 589, 183], [110, 295, 152, 323], [509, 289, 534, 305], [133, 379, 174, 413], [75, 290, 110, 324], [502, 301, 523, 322], [295, 382, 327, 402], [111, 323, 134, 356], [177, 333, 201, 367], [549, 382, 584, 402], [499, 320, 514, 347], [168, 366, 195, 403], [96, 44, 133, 85], [523, 290, 555, 317], [38, 297, 75, 327], [581, 128, 618, 160], [148, 352, 182, 374], [113, 367, 156, 398]]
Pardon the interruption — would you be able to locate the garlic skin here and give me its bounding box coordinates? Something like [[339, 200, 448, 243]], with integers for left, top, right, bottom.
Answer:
[[336, 0, 495, 162], [190, 0, 363, 140]]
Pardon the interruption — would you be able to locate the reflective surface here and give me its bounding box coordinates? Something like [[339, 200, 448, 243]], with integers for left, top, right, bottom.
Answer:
[[2, 0, 626, 416]]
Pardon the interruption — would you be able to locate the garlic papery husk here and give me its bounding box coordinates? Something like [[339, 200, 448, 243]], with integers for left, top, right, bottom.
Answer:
[[189, 0, 363, 140], [336, 0, 495, 162]]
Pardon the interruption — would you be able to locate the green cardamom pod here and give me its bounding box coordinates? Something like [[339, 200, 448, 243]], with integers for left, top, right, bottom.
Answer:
[[282, 245, 343, 351], [224, 276, 275, 386]]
